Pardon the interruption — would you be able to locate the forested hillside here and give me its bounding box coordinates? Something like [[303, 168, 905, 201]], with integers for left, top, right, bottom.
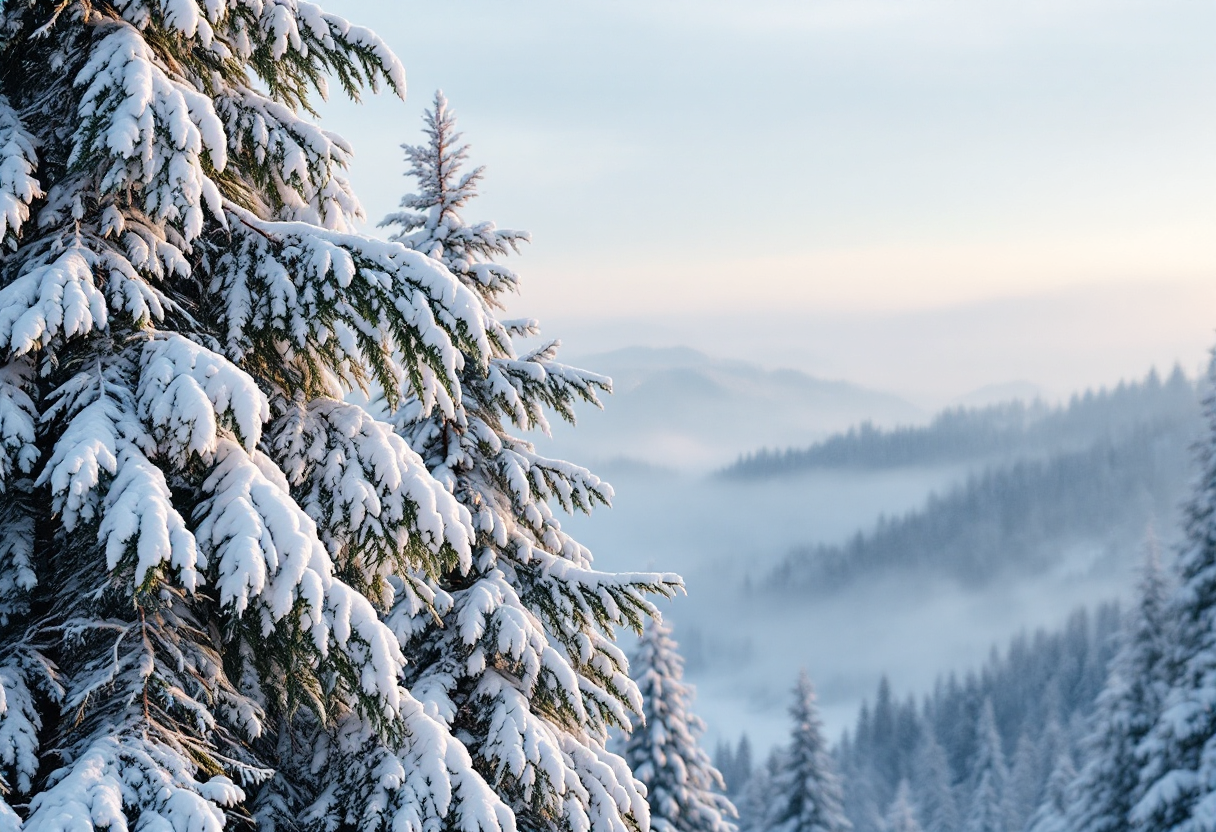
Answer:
[[723, 367, 1195, 477], [717, 603, 1123, 832], [759, 369, 1200, 593], [836, 604, 1121, 832]]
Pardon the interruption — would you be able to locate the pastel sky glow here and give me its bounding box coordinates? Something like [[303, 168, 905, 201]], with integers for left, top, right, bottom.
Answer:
[[320, 0, 1216, 399]]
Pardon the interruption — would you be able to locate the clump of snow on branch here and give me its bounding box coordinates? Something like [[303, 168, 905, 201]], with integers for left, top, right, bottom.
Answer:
[[0, 96, 41, 249]]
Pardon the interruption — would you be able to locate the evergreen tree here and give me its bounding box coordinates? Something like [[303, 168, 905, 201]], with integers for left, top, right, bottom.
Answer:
[[0, 14, 674, 832], [1005, 731, 1042, 832], [1026, 750, 1074, 832], [893, 698, 923, 789], [911, 732, 959, 832], [624, 617, 737, 832], [838, 706, 883, 832], [735, 736, 754, 797], [1068, 542, 1170, 832], [378, 91, 680, 832], [871, 677, 898, 797], [884, 782, 922, 832], [736, 751, 778, 832], [763, 672, 851, 832], [1034, 720, 1069, 798], [716, 736, 753, 799], [966, 774, 1005, 832], [715, 742, 737, 796], [1132, 355, 1216, 832], [964, 700, 1008, 832], [0, 3, 517, 831], [837, 757, 882, 832]]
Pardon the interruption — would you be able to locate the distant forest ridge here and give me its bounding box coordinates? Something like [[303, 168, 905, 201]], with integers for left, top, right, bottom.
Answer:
[[720, 365, 1195, 478], [760, 367, 1203, 594], [766, 427, 1194, 593]]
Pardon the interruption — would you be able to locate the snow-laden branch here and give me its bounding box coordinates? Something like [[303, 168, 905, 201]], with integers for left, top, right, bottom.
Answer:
[[72, 24, 226, 241]]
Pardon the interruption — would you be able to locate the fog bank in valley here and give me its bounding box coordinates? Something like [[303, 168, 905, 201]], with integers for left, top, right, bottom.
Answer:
[[533, 349, 1202, 751]]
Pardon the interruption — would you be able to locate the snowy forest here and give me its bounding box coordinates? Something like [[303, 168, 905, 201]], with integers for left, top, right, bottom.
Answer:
[[724, 367, 1196, 477], [714, 601, 1125, 832], [1, 5, 1215, 832], [760, 369, 1199, 592]]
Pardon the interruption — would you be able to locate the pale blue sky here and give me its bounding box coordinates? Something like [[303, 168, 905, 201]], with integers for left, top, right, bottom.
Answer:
[[319, 0, 1216, 400]]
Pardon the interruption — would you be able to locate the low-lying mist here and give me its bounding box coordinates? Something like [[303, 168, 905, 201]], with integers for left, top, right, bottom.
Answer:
[[530, 348, 1202, 751]]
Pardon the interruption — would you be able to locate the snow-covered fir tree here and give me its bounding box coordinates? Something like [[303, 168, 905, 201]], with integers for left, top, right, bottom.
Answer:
[[0, 4, 497, 830], [715, 736, 753, 799], [837, 725, 883, 832], [1067, 541, 1170, 832], [736, 751, 779, 832], [884, 782, 922, 832], [1131, 355, 1216, 832], [1033, 720, 1070, 810], [377, 91, 680, 832], [966, 772, 1005, 832], [964, 700, 1008, 832], [911, 732, 959, 832], [762, 672, 851, 832], [1026, 750, 1074, 832], [623, 617, 737, 832], [735, 737, 754, 792], [0, 10, 676, 832], [868, 678, 898, 798], [1006, 731, 1042, 832], [714, 743, 734, 794]]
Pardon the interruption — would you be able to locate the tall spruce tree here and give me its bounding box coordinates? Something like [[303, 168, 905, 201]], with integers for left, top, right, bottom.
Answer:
[[964, 700, 1008, 832], [623, 617, 737, 832], [1006, 731, 1042, 832], [884, 782, 922, 832], [733, 737, 754, 798], [1068, 542, 1170, 832], [0, 11, 675, 832], [1132, 355, 1216, 832], [838, 725, 883, 832], [912, 732, 959, 832], [0, 4, 506, 831], [1026, 750, 1074, 832], [763, 672, 851, 832], [714, 743, 736, 796], [714, 736, 753, 799], [736, 751, 779, 832], [378, 91, 680, 832]]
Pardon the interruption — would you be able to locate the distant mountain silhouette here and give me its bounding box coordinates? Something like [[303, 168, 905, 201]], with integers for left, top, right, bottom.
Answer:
[[539, 346, 923, 471]]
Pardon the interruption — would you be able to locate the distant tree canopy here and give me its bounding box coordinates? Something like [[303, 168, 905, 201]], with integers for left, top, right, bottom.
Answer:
[[829, 604, 1121, 832], [766, 426, 1191, 593], [730, 361, 1216, 832], [726, 603, 1122, 832], [721, 366, 1195, 477], [755, 367, 1200, 595]]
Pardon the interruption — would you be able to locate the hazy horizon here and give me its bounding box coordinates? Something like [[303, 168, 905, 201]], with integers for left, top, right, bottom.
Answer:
[[547, 278, 1213, 410], [318, 0, 1215, 754], [318, 0, 1215, 408]]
